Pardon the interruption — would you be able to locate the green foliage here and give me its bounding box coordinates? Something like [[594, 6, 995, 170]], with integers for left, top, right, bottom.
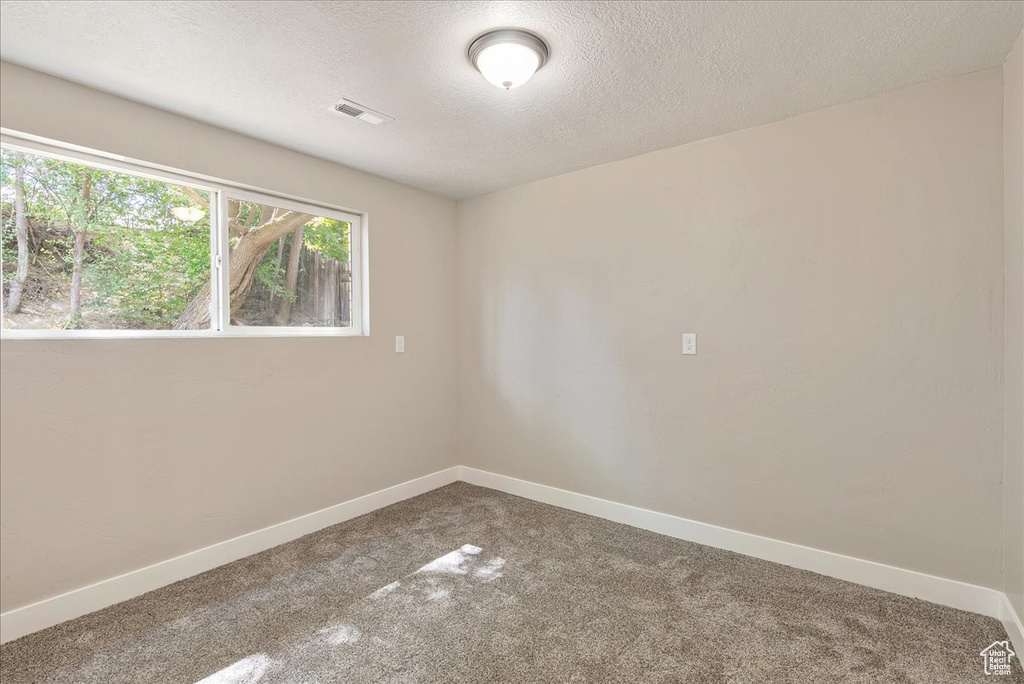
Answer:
[[255, 253, 290, 301], [88, 221, 210, 328], [2, 149, 351, 330], [302, 217, 349, 263], [1, 148, 211, 329]]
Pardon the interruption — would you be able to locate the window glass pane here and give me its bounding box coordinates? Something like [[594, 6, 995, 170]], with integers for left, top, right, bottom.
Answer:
[[226, 198, 352, 328], [1, 148, 211, 331]]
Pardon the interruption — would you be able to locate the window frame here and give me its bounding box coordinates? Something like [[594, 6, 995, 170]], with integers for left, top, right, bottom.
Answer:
[[0, 131, 368, 339]]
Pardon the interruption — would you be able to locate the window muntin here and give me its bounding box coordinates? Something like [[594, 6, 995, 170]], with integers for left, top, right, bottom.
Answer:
[[0, 136, 365, 338]]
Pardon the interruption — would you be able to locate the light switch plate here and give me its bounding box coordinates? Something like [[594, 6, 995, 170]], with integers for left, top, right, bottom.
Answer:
[[395, 336, 405, 353]]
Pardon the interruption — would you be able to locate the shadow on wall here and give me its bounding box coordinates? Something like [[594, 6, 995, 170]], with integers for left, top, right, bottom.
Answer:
[[463, 163, 1002, 576], [480, 275, 658, 499]]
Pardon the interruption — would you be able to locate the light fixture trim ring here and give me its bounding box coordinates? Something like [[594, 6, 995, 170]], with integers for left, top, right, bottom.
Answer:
[[468, 28, 550, 73]]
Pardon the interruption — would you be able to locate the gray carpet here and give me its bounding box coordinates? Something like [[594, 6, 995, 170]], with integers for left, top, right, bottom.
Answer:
[[0, 482, 1020, 683]]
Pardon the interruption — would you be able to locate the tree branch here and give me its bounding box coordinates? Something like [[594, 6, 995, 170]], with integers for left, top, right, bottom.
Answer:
[[181, 187, 209, 210]]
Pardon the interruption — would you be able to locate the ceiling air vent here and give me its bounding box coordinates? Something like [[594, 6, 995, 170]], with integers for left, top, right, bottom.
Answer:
[[332, 99, 394, 126]]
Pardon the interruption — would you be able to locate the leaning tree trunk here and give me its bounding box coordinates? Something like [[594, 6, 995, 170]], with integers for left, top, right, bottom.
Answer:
[[6, 161, 29, 314], [67, 175, 91, 329], [173, 211, 310, 330], [275, 225, 304, 325]]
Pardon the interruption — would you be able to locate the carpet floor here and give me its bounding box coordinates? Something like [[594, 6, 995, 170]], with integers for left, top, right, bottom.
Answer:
[[0, 482, 1020, 683]]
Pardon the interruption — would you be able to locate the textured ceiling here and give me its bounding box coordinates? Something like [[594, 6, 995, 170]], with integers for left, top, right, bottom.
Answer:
[[0, 1, 1021, 199]]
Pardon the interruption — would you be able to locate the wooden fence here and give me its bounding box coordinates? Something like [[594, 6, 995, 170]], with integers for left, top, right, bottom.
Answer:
[[295, 249, 351, 327]]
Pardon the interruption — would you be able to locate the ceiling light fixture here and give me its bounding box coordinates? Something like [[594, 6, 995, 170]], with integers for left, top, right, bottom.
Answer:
[[468, 28, 549, 90]]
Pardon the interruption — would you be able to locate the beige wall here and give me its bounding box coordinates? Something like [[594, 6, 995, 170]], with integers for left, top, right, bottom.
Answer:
[[1006, 29, 1024, 620], [458, 68, 1005, 588], [0, 62, 459, 612], [1, 56, 1017, 615]]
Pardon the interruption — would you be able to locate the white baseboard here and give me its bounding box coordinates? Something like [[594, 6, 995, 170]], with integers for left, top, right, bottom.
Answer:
[[0, 466, 460, 644], [3, 464, 1019, 651], [1001, 594, 1024, 657], [458, 466, 1008, 622]]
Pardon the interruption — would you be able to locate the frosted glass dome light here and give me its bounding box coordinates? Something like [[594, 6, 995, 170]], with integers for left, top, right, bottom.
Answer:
[[469, 29, 549, 90]]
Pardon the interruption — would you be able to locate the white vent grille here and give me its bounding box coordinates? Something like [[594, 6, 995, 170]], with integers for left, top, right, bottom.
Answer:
[[332, 99, 394, 126]]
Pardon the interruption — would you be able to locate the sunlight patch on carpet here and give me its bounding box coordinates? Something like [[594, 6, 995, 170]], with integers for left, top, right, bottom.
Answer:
[[194, 653, 275, 684]]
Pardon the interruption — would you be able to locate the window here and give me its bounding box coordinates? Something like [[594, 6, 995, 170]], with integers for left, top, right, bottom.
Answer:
[[223, 196, 355, 329], [1, 147, 212, 332], [0, 136, 364, 337]]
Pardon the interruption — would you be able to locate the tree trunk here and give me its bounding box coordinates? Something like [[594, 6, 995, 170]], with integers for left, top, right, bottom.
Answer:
[[6, 160, 29, 314], [67, 175, 90, 329], [275, 226, 304, 325], [68, 230, 86, 328], [274, 236, 286, 271], [173, 211, 310, 330], [269, 235, 286, 308]]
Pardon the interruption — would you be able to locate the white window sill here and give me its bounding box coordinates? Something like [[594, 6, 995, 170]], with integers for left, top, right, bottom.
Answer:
[[1, 328, 368, 340]]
